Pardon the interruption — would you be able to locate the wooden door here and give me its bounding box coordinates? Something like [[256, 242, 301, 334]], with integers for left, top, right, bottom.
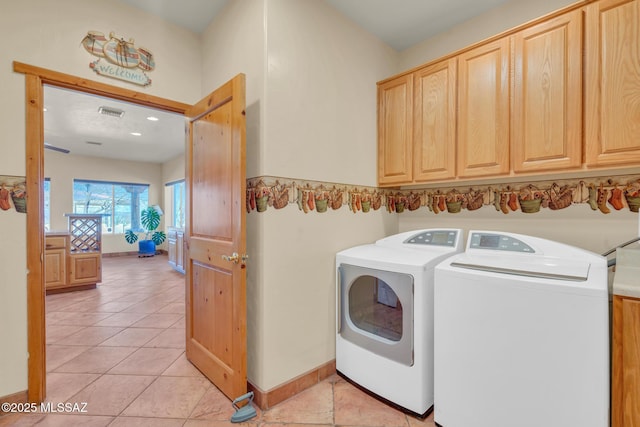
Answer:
[[585, 0, 640, 167], [413, 58, 457, 182], [512, 9, 582, 173], [185, 74, 247, 400], [378, 74, 414, 186], [612, 295, 640, 427], [457, 37, 510, 178]]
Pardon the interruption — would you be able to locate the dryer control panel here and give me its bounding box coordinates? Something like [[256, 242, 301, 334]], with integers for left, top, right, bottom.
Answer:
[[404, 230, 459, 247], [469, 232, 535, 253]]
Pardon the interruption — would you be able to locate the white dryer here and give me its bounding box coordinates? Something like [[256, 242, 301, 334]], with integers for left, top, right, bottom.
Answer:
[[434, 231, 609, 427], [336, 229, 463, 416]]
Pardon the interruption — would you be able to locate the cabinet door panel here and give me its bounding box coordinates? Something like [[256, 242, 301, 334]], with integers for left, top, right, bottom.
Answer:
[[378, 74, 413, 185], [413, 59, 457, 182], [69, 254, 101, 285], [457, 38, 510, 178], [176, 231, 185, 272], [45, 249, 66, 288], [168, 237, 177, 267], [586, 0, 640, 166], [513, 10, 582, 172]]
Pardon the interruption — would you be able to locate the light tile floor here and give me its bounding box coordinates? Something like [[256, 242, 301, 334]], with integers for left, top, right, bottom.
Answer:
[[0, 255, 435, 427]]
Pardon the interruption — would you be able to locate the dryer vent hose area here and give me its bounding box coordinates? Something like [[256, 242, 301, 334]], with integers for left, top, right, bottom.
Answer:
[[603, 237, 640, 267]]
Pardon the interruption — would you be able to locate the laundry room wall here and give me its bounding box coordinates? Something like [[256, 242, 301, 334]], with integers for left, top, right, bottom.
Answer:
[[200, 0, 398, 393], [398, 0, 577, 70], [0, 0, 201, 399], [399, 206, 638, 258], [257, 0, 398, 392]]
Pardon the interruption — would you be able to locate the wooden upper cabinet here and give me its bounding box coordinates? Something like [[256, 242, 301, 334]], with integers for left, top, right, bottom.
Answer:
[[413, 58, 457, 182], [457, 37, 510, 178], [378, 74, 413, 186], [585, 0, 640, 167], [512, 10, 583, 173]]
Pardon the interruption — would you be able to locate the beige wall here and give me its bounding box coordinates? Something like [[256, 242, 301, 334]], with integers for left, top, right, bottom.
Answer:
[[399, 0, 577, 71], [256, 0, 397, 390], [201, 0, 267, 179], [0, 0, 201, 396], [399, 207, 638, 259], [201, 0, 398, 391], [200, 0, 268, 391], [44, 150, 166, 253], [264, 0, 398, 185], [162, 154, 185, 186]]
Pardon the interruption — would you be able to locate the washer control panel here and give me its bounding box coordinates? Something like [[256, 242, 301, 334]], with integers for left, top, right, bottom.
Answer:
[[404, 230, 459, 247], [469, 232, 535, 253]]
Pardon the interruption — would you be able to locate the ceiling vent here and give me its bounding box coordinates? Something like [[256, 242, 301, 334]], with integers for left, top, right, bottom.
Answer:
[[85, 141, 103, 146], [98, 106, 125, 118]]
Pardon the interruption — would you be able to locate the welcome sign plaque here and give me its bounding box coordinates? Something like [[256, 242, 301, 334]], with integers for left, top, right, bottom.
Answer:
[[81, 31, 154, 87]]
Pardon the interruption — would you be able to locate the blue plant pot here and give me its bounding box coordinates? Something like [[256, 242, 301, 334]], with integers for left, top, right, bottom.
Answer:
[[138, 240, 156, 256]]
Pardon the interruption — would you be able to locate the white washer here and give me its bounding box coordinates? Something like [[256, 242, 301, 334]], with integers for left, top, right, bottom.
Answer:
[[336, 229, 464, 416], [434, 231, 609, 427]]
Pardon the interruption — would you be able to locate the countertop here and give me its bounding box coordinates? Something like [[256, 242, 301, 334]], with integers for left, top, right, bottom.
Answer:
[[46, 231, 70, 236], [613, 246, 640, 299]]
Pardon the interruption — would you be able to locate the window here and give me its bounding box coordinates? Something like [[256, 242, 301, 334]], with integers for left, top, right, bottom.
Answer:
[[73, 179, 149, 234], [44, 178, 51, 231], [167, 180, 185, 228]]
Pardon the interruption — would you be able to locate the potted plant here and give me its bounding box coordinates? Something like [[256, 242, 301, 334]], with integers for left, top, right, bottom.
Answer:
[[124, 206, 166, 257]]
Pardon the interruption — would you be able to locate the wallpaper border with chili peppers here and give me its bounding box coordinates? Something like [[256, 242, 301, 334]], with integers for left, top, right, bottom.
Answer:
[[246, 174, 640, 215], [0, 175, 26, 213]]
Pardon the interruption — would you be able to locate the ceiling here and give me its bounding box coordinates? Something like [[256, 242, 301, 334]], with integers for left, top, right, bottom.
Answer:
[[45, 0, 513, 163], [44, 85, 185, 163], [117, 0, 512, 51]]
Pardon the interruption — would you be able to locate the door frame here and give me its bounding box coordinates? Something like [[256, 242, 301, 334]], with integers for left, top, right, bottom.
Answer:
[[13, 61, 191, 402]]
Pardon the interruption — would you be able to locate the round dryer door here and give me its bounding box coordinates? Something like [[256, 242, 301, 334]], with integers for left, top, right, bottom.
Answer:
[[338, 263, 414, 366]]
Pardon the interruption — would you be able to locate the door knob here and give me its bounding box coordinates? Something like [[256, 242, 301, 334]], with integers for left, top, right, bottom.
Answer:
[[222, 252, 239, 263], [222, 253, 249, 266]]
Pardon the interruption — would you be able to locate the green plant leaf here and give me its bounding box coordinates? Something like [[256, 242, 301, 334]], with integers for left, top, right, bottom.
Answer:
[[152, 231, 166, 245], [124, 229, 139, 244], [140, 207, 161, 231]]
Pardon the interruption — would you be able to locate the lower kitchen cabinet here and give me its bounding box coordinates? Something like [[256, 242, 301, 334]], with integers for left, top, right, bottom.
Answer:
[[168, 228, 185, 273], [68, 253, 102, 286], [45, 235, 68, 290], [45, 215, 102, 294], [612, 294, 640, 427]]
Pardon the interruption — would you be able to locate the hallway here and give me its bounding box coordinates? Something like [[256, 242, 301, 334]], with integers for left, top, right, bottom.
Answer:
[[0, 255, 434, 426]]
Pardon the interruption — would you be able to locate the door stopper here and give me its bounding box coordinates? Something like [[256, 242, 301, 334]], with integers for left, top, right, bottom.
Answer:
[[230, 391, 257, 423]]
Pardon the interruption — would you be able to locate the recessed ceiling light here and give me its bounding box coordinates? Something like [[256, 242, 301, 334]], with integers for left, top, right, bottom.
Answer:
[[43, 107, 48, 112], [130, 132, 142, 136], [147, 116, 159, 121]]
